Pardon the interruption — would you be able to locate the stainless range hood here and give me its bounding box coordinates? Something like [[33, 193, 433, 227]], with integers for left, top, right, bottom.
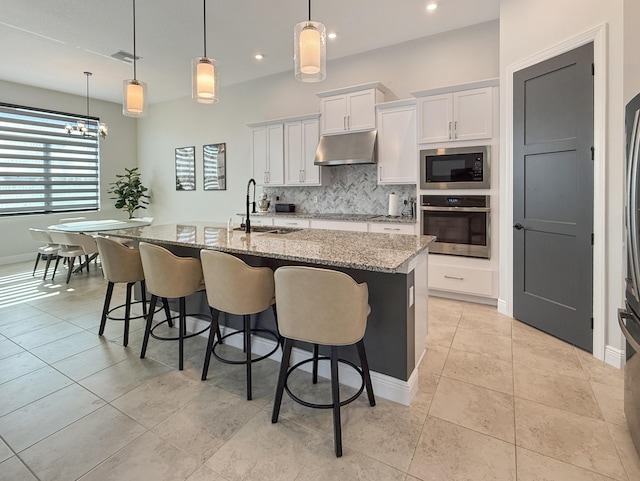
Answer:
[[314, 130, 377, 166]]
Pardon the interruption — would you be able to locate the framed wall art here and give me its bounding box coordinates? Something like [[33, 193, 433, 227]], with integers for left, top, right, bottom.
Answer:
[[175, 146, 196, 191], [203, 142, 226, 190]]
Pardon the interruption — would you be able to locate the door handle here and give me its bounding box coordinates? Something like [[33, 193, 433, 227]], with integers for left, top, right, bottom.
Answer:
[[514, 223, 525, 230]]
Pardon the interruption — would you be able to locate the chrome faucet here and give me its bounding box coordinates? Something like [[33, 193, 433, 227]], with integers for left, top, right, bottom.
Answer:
[[245, 178, 256, 233]]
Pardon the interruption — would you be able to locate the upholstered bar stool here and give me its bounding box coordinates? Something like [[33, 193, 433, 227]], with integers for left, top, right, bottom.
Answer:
[[139, 242, 209, 370], [28, 228, 59, 279], [95, 236, 169, 347], [199, 249, 280, 401], [272, 266, 376, 457]]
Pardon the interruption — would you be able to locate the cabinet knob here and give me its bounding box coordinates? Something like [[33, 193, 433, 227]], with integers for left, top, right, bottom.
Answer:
[[454, 121, 458, 139], [448, 121, 452, 140], [343, 116, 347, 131]]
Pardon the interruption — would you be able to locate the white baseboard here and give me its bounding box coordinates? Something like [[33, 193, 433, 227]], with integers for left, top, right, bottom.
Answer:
[[604, 344, 625, 369], [189, 317, 417, 406], [497, 298, 508, 316], [429, 289, 497, 306], [0, 253, 33, 266]]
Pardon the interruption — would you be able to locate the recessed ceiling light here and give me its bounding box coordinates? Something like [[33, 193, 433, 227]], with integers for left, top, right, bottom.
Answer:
[[426, 1, 438, 11], [328, 32, 337, 39], [255, 54, 264, 60]]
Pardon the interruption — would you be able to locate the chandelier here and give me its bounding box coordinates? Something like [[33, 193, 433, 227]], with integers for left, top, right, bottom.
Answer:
[[65, 71, 108, 139]]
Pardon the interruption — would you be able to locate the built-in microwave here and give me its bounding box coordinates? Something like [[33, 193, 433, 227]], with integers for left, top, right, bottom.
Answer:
[[420, 145, 490, 190]]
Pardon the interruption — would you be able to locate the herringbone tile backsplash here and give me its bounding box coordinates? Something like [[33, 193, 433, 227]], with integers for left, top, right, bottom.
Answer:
[[263, 164, 416, 215]]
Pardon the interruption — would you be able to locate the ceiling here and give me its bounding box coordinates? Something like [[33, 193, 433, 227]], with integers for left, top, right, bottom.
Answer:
[[0, 0, 499, 105]]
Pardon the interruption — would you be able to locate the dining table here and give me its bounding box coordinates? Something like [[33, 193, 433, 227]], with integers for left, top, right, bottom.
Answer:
[[47, 219, 151, 233], [47, 219, 152, 272]]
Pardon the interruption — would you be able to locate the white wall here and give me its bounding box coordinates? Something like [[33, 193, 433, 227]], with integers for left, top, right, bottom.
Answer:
[[625, 0, 640, 104], [137, 20, 499, 225], [0, 79, 138, 264], [499, 0, 626, 355]]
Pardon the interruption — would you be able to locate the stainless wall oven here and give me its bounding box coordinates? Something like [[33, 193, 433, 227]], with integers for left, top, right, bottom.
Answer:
[[421, 195, 490, 259], [420, 145, 490, 190]]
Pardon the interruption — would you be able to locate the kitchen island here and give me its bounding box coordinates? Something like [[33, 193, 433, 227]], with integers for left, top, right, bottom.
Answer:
[[105, 221, 435, 405]]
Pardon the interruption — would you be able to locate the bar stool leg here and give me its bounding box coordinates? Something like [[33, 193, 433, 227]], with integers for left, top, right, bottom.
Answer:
[[244, 314, 252, 400], [330, 345, 342, 457], [141, 295, 158, 359], [202, 308, 220, 380], [356, 340, 376, 406], [124, 282, 134, 347], [163, 297, 174, 328], [272, 337, 294, 423], [312, 344, 319, 384], [179, 297, 186, 370], [99, 281, 115, 337], [141, 280, 148, 317], [271, 304, 283, 348]]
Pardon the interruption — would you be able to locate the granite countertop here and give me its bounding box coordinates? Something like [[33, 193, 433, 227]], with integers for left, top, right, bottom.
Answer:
[[242, 212, 417, 224], [105, 222, 434, 274]]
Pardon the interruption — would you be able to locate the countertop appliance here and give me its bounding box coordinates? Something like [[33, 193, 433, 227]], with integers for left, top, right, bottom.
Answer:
[[275, 203, 296, 213], [619, 91, 640, 458], [420, 195, 490, 258], [420, 145, 489, 190]]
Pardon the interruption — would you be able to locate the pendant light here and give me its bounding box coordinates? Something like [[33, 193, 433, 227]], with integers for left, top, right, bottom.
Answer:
[[65, 72, 108, 139], [294, 0, 326, 82], [123, 0, 147, 117], [192, 0, 219, 103]]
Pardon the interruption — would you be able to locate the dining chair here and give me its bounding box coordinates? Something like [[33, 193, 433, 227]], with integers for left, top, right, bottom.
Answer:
[[28, 228, 60, 280], [49, 231, 98, 283]]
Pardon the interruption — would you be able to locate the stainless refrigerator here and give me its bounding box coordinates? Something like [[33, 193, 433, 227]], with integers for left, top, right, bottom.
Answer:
[[619, 92, 640, 457]]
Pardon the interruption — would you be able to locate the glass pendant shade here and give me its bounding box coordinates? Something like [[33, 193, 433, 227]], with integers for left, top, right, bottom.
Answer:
[[192, 57, 219, 103], [294, 20, 326, 82], [123, 79, 147, 117]]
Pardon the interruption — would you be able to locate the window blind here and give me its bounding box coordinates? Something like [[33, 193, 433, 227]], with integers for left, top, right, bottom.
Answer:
[[0, 103, 100, 216]]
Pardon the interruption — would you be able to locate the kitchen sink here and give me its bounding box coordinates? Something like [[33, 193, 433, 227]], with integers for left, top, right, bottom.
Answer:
[[234, 226, 302, 234]]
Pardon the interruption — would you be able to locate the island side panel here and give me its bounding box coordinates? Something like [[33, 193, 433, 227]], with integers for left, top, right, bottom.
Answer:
[[153, 243, 417, 381]]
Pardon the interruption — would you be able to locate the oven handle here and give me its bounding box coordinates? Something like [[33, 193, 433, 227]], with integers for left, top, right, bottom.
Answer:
[[420, 206, 490, 213], [619, 309, 640, 353]]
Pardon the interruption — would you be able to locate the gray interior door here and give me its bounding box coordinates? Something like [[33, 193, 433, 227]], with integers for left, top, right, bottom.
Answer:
[[513, 42, 594, 352]]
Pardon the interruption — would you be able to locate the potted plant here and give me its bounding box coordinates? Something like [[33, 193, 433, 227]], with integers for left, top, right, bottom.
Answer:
[[107, 167, 150, 219]]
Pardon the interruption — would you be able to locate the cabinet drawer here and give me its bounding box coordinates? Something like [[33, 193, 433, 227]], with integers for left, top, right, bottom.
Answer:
[[273, 218, 310, 228], [310, 220, 368, 232], [428, 264, 493, 297], [249, 217, 274, 227], [368, 223, 415, 234]]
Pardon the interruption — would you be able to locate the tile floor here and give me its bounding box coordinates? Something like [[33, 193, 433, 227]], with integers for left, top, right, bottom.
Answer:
[[0, 260, 639, 480]]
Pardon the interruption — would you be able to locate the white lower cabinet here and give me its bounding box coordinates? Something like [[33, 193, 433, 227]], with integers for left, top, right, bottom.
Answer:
[[428, 263, 493, 297], [368, 222, 416, 234], [310, 220, 368, 232], [272, 218, 310, 228]]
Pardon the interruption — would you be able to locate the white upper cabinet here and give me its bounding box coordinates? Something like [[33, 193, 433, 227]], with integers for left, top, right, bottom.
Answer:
[[284, 116, 321, 186], [376, 99, 417, 184], [317, 82, 388, 135], [414, 81, 497, 144], [250, 123, 284, 186]]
